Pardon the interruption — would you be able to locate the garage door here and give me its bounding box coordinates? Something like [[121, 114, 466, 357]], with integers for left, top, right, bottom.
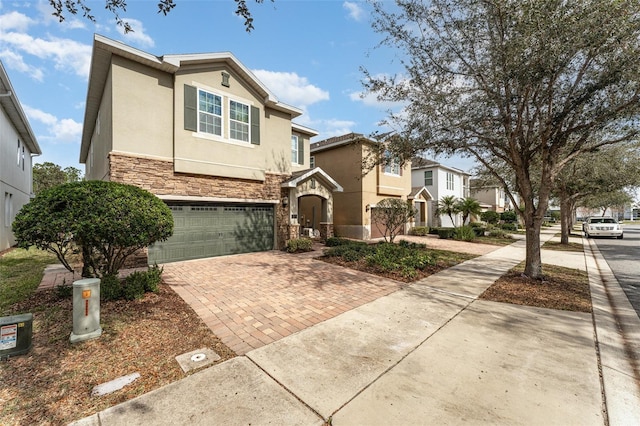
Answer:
[[148, 204, 274, 264]]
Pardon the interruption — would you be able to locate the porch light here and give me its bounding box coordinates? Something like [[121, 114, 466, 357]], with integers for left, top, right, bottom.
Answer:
[[282, 196, 289, 207]]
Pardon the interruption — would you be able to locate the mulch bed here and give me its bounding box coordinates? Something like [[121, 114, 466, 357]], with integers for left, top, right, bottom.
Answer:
[[480, 263, 592, 313], [0, 284, 235, 426]]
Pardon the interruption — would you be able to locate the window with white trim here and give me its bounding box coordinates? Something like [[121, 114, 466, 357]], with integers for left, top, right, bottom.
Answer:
[[310, 156, 315, 168], [17, 140, 21, 167], [424, 170, 433, 186], [198, 89, 222, 136], [383, 150, 400, 176], [446, 172, 454, 190], [291, 135, 299, 164], [229, 100, 249, 142]]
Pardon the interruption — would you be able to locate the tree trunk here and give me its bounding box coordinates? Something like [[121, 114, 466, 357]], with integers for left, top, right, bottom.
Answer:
[[560, 194, 572, 244], [524, 218, 543, 278]]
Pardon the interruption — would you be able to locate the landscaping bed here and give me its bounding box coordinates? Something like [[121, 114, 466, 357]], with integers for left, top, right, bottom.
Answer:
[[0, 249, 234, 426]]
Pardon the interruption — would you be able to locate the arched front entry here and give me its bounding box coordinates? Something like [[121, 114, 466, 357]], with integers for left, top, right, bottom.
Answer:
[[281, 168, 343, 243]]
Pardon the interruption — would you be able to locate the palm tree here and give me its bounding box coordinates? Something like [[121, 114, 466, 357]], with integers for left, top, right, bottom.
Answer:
[[436, 195, 459, 228], [456, 197, 482, 225]]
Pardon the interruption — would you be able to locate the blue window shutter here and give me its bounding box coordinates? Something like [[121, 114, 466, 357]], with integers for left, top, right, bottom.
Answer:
[[184, 85, 197, 131], [298, 136, 304, 165], [251, 106, 260, 145]]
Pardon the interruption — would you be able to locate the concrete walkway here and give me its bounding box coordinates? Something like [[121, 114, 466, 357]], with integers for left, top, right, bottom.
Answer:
[[70, 226, 640, 425]]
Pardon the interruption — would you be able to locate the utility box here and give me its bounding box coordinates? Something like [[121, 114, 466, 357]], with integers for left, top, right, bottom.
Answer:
[[0, 313, 33, 359], [70, 278, 102, 344]]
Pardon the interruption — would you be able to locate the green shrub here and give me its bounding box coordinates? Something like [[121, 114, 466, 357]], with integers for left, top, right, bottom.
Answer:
[[500, 210, 518, 223], [12, 180, 174, 278], [365, 243, 436, 279], [480, 210, 500, 224], [123, 272, 146, 300], [472, 226, 486, 237], [488, 229, 513, 239], [101, 274, 123, 301], [325, 241, 372, 262], [55, 282, 73, 299], [286, 238, 313, 253], [408, 226, 429, 236], [398, 239, 426, 249], [454, 225, 476, 241], [501, 222, 518, 231], [437, 228, 456, 239], [325, 237, 352, 247], [144, 264, 163, 293], [428, 227, 441, 235]]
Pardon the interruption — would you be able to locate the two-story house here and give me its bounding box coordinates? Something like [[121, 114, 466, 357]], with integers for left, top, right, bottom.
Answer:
[[470, 179, 506, 213], [308, 133, 425, 239], [79, 35, 341, 264], [411, 157, 470, 228], [1, 61, 42, 251]]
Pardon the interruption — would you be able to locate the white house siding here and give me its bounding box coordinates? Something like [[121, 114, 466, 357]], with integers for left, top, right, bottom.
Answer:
[[0, 106, 36, 250], [411, 164, 469, 228]]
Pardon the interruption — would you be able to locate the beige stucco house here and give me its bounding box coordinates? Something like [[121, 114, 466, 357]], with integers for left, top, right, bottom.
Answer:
[[470, 179, 506, 213], [79, 34, 341, 263], [0, 61, 42, 251], [308, 133, 426, 240]]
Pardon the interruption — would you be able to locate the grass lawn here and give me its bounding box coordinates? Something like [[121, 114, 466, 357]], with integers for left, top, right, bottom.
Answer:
[[0, 248, 56, 314]]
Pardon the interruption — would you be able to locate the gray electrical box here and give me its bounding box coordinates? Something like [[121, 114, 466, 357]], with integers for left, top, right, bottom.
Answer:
[[0, 313, 33, 359], [70, 278, 102, 344]]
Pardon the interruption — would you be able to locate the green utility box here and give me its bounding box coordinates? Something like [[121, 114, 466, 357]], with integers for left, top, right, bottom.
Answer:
[[0, 313, 33, 359]]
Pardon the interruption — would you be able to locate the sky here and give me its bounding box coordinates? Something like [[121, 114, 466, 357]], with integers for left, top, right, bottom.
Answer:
[[0, 0, 477, 174]]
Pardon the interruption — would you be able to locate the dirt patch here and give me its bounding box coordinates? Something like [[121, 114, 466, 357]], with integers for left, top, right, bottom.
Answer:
[[480, 263, 591, 313], [0, 284, 235, 425]]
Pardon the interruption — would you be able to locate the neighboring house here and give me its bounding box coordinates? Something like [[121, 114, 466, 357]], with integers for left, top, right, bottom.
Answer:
[[411, 157, 470, 228], [308, 133, 425, 240], [0, 61, 42, 251], [470, 179, 506, 213], [79, 35, 341, 264]]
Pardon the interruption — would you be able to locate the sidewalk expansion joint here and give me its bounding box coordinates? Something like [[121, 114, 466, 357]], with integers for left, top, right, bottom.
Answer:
[[245, 355, 327, 424], [328, 297, 479, 419]]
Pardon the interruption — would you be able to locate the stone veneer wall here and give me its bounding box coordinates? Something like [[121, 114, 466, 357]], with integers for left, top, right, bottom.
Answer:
[[108, 153, 291, 253]]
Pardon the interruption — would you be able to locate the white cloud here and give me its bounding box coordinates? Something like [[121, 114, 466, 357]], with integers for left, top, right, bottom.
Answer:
[[343, 2, 364, 22], [0, 49, 44, 81], [0, 29, 92, 78], [0, 10, 35, 31], [116, 18, 155, 48], [23, 105, 83, 144], [252, 69, 329, 108]]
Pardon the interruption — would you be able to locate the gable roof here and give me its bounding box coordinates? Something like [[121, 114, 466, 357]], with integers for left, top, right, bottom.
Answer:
[[310, 132, 371, 153], [0, 61, 41, 155], [411, 156, 470, 176], [281, 167, 343, 192], [80, 34, 304, 162], [408, 186, 434, 200]]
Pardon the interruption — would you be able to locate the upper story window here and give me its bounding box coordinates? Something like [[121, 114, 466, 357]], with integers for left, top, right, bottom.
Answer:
[[383, 150, 400, 176], [185, 84, 260, 145], [310, 156, 315, 168], [291, 135, 299, 164], [17, 140, 21, 167], [199, 89, 223, 136], [424, 170, 433, 186], [230, 100, 249, 142], [446, 172, 454, 190]]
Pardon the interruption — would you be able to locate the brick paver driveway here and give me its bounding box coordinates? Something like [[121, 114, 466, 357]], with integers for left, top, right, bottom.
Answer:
[[162, 249, 405, 355]]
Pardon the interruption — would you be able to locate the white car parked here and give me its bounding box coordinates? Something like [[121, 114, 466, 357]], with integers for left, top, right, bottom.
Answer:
[[582, 216, 624, 239]]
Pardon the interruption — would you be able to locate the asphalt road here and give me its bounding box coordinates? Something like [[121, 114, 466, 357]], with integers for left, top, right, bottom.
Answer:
[[591, 224, 640, 318]]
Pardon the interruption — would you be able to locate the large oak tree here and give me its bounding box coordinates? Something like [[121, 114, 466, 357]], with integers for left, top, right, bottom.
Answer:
[[364, 0, 640, 278]]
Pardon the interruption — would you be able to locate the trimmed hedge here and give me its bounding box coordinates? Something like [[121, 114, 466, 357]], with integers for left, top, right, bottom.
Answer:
[[409, 226, 430, 236], [437, 228, 456, 239]]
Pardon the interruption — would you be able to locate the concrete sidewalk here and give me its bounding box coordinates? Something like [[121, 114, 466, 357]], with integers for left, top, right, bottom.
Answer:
[[71, 226, 640, 425]]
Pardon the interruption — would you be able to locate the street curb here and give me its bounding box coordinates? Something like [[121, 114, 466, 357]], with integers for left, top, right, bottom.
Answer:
[[585, 238, 640, 425]]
